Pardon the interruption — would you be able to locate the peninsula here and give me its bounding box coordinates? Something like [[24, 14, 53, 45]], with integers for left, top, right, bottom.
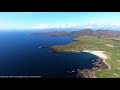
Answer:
[[48, 29, 120, 78]]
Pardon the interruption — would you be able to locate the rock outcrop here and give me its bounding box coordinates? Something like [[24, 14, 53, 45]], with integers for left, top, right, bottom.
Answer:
[[76, 58, 108, 78], [76, 69, 96, 78]]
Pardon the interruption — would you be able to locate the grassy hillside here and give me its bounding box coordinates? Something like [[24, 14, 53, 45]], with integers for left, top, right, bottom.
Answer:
[[50, 36, 120, 78]]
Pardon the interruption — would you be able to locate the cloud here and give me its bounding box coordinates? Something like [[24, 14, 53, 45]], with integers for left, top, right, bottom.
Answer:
[[1, 23, 120, 30], [31, 24, 82, 29], [31, 23, 120, 29]]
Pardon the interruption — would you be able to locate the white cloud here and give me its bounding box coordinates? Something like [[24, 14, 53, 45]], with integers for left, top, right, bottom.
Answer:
[[31, 24, 81, 29], [1, 22, 120, 30]]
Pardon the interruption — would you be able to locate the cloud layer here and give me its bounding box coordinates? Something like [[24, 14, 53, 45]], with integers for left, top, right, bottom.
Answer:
[[31, 23, 120, 30], [31, 24, 81, 29], [1, 23, 120, 30]]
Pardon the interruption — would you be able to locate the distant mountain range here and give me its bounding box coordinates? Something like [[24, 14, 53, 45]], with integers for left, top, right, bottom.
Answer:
[[31, 29, 120, 38]]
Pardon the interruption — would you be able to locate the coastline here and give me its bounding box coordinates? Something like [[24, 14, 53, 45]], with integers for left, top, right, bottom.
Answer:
[[48, 35, 115, 78], [77, 50, 110, 78], [49, 47, 111, 78], [82, 50, 110, 70], [31, 26, 120, 78]]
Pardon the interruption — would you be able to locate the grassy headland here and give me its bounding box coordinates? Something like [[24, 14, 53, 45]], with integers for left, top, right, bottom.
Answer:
[[49, 35, 120, 78]]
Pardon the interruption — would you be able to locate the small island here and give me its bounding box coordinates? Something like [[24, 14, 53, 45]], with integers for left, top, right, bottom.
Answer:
[[48, 29, 120, 78]]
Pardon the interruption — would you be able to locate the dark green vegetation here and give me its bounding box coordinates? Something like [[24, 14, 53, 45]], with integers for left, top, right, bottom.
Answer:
[[48, 29, 120, 78]]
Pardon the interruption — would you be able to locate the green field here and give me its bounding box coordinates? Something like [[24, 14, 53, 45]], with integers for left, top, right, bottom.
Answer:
[[50, 35, 120, 78]]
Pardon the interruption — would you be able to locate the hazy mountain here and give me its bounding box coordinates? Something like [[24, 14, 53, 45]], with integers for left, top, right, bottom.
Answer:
[[42, 29, 120, 38], [31, 28, 120, 38], [70, 28, 94, 36], [95, 30, 120, 38]]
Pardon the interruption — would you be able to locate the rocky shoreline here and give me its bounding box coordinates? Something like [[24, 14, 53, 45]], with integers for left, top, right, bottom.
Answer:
[[49, 47, 110, 78], [76, 58, 109, 78]]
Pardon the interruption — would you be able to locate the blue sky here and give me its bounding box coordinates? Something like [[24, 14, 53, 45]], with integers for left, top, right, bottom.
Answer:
[[0, 12, 120, 30]]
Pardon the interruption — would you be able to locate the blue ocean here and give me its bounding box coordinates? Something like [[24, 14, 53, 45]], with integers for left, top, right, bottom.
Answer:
[[0, 31, 99, 78]]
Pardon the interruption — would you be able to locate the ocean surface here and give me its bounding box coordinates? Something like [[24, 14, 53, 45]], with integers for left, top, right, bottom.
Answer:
[[0, 31, 99, 78]]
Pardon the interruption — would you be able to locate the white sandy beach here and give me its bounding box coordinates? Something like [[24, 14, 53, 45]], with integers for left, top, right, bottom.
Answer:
[[83, 50, 110, 69]]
